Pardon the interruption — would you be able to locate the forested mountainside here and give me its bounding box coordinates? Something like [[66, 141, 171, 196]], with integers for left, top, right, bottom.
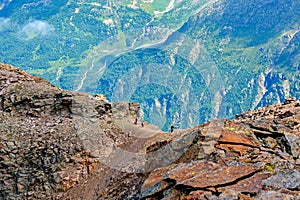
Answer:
[[96, 0, 300, 130], [0, 0, 299, 130]]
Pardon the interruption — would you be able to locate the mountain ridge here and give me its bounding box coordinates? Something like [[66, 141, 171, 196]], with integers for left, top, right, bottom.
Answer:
[[95, 0, 300, 130], [0, 0, 299, 131], [0, 62, 299, 199]]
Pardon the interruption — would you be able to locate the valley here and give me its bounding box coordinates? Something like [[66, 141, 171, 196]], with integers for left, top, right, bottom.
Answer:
[[0, 0, 299, 131]]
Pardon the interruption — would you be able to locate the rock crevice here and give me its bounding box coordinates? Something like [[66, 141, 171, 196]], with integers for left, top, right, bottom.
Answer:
[[0, 63, 299, 199]]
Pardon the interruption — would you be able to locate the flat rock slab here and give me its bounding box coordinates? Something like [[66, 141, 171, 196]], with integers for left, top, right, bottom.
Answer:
[[141, 160, 263, 198], [262, 170, 300, 191]]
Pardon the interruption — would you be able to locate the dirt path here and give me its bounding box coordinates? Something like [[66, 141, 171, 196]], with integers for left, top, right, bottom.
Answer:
[[62, 117, 164, 199], [115, 117, 162, 139]]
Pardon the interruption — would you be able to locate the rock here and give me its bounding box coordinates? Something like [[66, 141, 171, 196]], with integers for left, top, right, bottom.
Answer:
[[284, 133, 300, 158], [141, 160, 263, 199], [1, 63, 300, 200], [171, 163, 260, 188], [262, 170, 300, 191], [283, 97, 297, 105], [184, 190, 213, 200], [219, 189, 239, 199], [6, 141, 15, 148], [139, 97, 300, 199], [255, 191, 295, 200], [217, 172, 272, 194], [218, 129, 260, 147], [238, 194, 253, 200], [141, 167, 175, 198]]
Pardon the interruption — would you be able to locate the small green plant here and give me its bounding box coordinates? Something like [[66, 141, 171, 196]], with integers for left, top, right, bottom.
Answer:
[[265, 164, 275, 172], [225, 126, 235, 131]]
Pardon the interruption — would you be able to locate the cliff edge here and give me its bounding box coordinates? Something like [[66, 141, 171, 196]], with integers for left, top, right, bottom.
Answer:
[[0, 63, 299, 199]]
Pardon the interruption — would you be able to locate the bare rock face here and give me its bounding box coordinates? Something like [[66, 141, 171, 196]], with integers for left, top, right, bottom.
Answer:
[[0, 63, 84, 199], [140, 99, 300, 200], [0, 63, 300, 200], [0, 63, 148, 199]]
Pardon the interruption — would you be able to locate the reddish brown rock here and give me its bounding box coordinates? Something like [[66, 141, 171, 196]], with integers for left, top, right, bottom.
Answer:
[[178, 164, 260, 188], [217, 172, 272, 194], [218, 130, 260, 147], [184, 190, 212, 200], [167, 161, 221, 184], [1, 63, 300, 200], [139, 96, 300, 199], [141, 160, 263, 199], [218, 143, 254, 156], [141, 166, 175, 198]]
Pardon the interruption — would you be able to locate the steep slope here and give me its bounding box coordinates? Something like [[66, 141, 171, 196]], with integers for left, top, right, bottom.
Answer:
[[0, 63, 299, 199], [0, 0, 206, 90], [140, 97, 300, 199], [1, 1, 299, 131], [95, 0, 300, 130], [0, 63, 161, 199]]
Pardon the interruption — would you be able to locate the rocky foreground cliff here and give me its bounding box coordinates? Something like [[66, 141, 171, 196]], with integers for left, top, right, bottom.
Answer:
[[0, 63, 299, 200]]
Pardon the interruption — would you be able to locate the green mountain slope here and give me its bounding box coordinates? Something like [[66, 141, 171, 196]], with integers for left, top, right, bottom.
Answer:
[[94, 0, 300, 130], [1, 0, 299, 131], [0, 0, 206, 89]]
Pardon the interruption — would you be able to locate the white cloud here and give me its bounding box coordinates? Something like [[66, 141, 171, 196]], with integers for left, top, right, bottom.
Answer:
[[20, 20, 55, 39], [0, 0, 12, 11], [0, 17, 11, 32], [0, 0, 12, 4]]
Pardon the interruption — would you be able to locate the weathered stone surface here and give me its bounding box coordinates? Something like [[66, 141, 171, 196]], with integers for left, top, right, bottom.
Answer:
[[175, 163, 259, 188], [140, 97, 300, 199], [141, 160, 262, 199], [255, 191, 295, 200], [218, 130, 260, 147], [217, 172, 272, 194], [262, 170, 300, 191], [0, 63, 150, 199], [184, 190, 213, 200], [141, 167, 175, 198], [1, 63, 300, 200]]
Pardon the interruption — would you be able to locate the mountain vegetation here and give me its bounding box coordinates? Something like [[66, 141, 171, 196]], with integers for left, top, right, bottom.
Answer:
[[0, 0, 299, 130]]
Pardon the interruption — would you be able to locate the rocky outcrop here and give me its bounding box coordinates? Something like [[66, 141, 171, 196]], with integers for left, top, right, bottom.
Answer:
[[0, 63, 145, 199], [0, 63, 299, 199], [139, 98, 300, 199], [0, 64, 77, 199]]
